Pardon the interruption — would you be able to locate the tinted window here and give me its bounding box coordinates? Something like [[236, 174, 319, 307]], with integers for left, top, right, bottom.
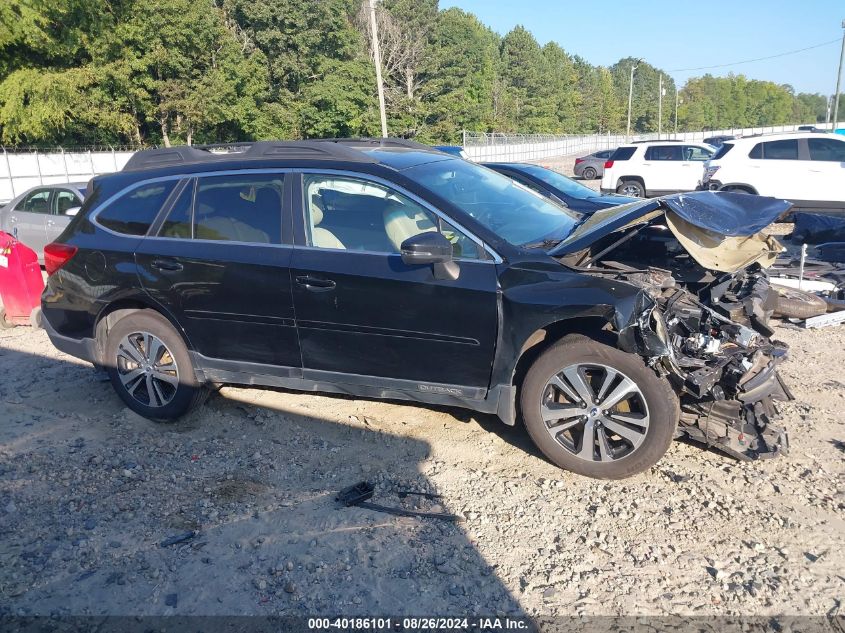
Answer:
[[302, 174, 480, 259], [808, 137, 845, 162], [404, 159, 580, 247], [16, 189, 51, 214], [683, 146, 713, 161], [194, 175, 283, 244], [159, 182, 193, 238], [752, 139, 799, 160], [97, 181, 177, 235], [713, 143, 734, 160], [512, 164, 599, 199], [749, 143, 762, 159], [609, 147, 636, 161], [595, 150, 611, 159], [53, 190, 81, 215], [644, 145, 683, 161]]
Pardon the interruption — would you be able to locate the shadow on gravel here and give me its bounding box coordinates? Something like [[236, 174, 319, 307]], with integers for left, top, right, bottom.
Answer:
[[0, 346, 523, 618]]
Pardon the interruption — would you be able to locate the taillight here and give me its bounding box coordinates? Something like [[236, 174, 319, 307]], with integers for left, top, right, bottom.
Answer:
[[575, 158, 584, 164], [604, 160, 614, 169], [44, 243, 78, 275]]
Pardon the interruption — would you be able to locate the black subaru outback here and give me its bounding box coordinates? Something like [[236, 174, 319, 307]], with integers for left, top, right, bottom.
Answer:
[[41, 139, 792, 479]]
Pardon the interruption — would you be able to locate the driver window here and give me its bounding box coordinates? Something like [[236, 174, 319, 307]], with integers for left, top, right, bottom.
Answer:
[[302, 174, 481, 259]]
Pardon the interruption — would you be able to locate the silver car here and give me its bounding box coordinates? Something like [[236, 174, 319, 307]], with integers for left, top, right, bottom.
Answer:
[[0, 183, 87, 263], [573, 149, 614, 180]]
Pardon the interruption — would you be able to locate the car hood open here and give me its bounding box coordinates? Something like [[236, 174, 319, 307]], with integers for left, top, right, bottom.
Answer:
[[549, 191, 791, 273]]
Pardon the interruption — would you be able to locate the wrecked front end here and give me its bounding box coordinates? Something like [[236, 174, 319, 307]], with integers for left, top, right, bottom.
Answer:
[[554, 192, 794, 460]]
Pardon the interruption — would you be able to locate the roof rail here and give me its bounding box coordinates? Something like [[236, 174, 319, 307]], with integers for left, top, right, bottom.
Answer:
[[316, 137, 437, 152], [122, 140, 377, 172]]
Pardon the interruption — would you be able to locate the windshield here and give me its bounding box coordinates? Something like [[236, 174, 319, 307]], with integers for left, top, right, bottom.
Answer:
[[405, 159, 580, 246], [514, 164, 600, 199]]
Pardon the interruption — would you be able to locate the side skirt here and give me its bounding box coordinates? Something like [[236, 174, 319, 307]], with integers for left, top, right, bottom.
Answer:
[[191, 353, 516, 424]]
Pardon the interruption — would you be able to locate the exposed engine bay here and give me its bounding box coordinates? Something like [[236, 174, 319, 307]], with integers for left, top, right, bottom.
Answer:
[[554, 193, 794, 460]]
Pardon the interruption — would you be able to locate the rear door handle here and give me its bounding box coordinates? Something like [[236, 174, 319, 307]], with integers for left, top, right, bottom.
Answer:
[[150, 258, 183, 272], [295, 275, 336, 292]]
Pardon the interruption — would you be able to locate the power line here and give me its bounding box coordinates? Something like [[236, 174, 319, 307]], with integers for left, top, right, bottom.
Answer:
[[667, 38, 840, 72]]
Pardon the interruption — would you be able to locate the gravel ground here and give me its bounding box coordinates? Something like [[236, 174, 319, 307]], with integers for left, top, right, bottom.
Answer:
[[1, 319, 844, 618]]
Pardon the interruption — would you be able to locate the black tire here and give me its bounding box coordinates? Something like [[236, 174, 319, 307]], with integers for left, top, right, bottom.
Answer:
[[582, 166, 597, 180], [520, 335, 679, 479], [104, 310, 208, 421], [722, 186, 753, 195], [0, 307, 16, 329], [772, 286, 828, 320], [617, 180, 644, 197]]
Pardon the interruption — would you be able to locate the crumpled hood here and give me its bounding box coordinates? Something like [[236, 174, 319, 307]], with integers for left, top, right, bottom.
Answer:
[[550, 191, 791, 272]]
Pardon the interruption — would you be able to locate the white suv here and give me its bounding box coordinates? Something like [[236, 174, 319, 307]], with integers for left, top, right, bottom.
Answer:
[[701, 132, 845, 214], [600, 141, 715, 197]]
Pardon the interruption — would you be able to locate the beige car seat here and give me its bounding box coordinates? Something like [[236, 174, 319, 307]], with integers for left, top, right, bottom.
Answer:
[[383, 201, 437, 252], [310, 193, 345, 249]]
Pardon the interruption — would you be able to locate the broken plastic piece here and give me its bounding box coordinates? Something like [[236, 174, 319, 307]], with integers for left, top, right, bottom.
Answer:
[[336, 481, 464, 522]]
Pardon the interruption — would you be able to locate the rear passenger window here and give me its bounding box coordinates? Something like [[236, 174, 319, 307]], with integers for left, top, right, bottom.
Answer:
[[750, 139, 799, 160], [645, 145, 683, 161], [683, 146, 712, 161], [98, 181, 177, 236], [194, 175, 283, 244], [808, 138, 845, 162]]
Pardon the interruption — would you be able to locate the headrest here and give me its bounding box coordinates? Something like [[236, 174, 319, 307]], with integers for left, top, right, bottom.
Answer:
[[311, 192, 324, 226]]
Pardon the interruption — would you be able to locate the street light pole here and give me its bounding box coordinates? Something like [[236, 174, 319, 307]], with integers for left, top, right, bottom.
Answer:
[[832, 19, 845, 130], [368, 0, 388, 138], [658, 74, 664, 140], [626, 60, 641, 140]]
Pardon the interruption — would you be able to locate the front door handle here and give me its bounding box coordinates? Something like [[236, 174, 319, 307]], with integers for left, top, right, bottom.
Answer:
[[295, 275, 336, 292], [150, 258, 183, 272]]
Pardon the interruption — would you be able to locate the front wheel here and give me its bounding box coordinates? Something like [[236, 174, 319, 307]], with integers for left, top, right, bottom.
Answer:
[[104, 310, 208, 421], [520, 335, 678, 479], [617, 180, 644, 197]]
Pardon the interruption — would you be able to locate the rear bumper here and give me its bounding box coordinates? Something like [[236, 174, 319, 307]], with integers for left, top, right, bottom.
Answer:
[[43, 313, 97, 365]]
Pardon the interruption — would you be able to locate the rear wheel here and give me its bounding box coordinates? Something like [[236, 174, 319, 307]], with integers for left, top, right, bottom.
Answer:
[[617, 180, 644, 197], [520, 335, 678, 479], [582, 166, 597, 180], [104, 310, 208, 421]]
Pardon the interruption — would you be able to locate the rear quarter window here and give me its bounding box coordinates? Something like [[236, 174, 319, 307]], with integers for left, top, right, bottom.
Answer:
[[97, 181, 177, 236], [609, 147, 636, 161], [712, 143, 734, 160]]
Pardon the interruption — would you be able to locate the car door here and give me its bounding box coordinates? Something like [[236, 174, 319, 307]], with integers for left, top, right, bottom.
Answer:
[[289, 171, 499, 393], [642, 145, 685, 193], [806, 137, 845, 204], [49, 188, 82, 242], [135, 173, 300, 368], [10, 188, 52, 255]]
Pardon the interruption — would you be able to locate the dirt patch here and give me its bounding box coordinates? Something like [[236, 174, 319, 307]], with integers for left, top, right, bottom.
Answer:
[[1, 324, 844, 618]]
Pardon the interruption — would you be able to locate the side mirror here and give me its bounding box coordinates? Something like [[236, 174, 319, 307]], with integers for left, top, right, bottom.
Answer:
[[64, 206, 81, 217], [400, 232, 459, 281]]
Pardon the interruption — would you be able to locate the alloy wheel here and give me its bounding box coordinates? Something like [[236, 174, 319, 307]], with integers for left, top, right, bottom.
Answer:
[[540, 363, 650, 462], [115, 331, 179, 408]]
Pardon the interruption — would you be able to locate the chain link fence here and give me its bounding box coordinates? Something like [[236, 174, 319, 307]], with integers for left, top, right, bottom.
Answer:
[[462, 123, 831, 162]]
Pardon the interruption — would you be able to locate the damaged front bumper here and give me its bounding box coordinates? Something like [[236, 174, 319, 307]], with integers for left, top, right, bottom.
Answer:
[[618, 271, 793, 461]]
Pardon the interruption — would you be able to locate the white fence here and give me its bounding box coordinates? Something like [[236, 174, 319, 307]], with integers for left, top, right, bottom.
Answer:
[[0, 148, 135, 203], [462, 123, 836, 162]]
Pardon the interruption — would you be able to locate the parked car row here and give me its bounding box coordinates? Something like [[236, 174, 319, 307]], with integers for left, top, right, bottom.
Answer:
[[0, 183, 87, 263], [40, 138, 794, 480]]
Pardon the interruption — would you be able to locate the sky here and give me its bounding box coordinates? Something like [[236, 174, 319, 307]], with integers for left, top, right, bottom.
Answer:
[[440, 0, 844, 95]]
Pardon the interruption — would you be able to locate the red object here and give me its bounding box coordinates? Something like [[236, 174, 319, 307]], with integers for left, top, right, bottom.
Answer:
[[604, 160, 614, 169], [0, 231, 45, 326], [44, 242, 78, 276], [574, 158, 584, 164]]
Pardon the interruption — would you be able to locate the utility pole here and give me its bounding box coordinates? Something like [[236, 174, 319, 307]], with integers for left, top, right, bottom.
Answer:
[[368, 0, 388, 138], [658, 74, 664, 139], [626, 59, 642, 140], [833, 20, 845, 130], [674, 89, 681, 138]]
